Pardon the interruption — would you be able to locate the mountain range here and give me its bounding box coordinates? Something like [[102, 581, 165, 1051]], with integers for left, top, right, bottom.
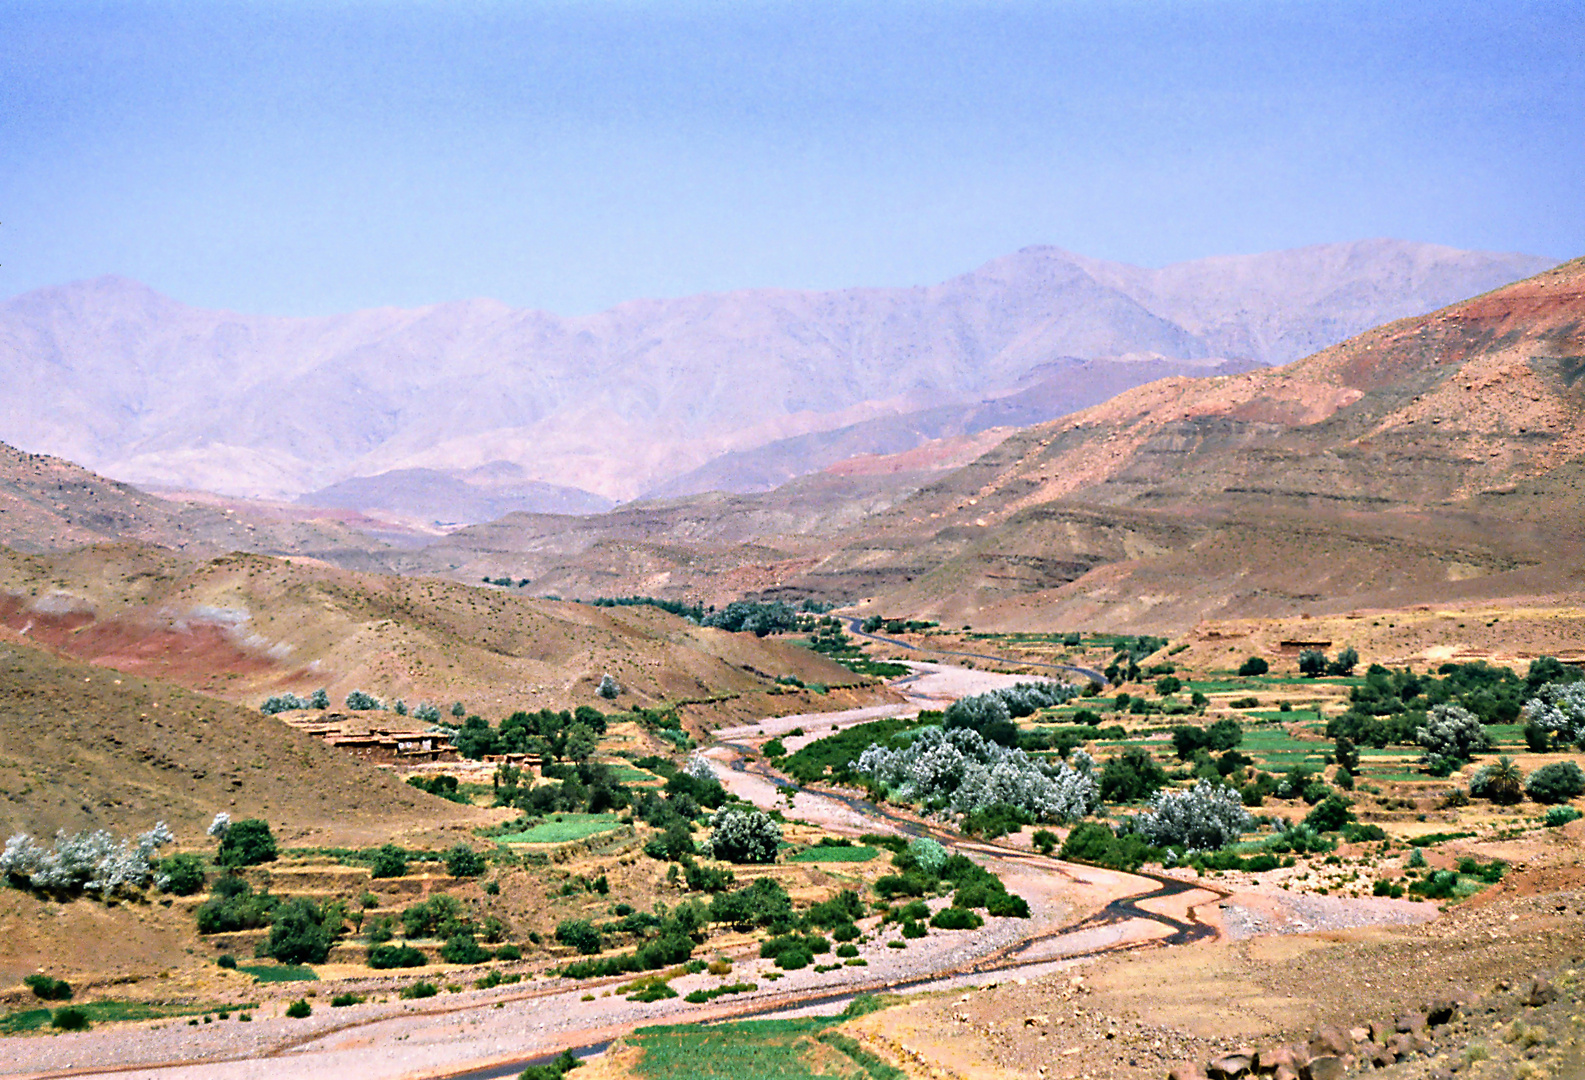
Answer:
[[0, 239, 1551, 522]]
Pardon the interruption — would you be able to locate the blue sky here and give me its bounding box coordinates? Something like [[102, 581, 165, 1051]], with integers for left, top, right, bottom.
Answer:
[[2, 1, 1581, 316]]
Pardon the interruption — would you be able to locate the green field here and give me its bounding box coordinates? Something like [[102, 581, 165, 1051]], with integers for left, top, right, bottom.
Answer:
[[0, 999, 256, 1033], [787, 845, 879, 863], [627, 1017, 904, 1080], [496, 813, 625, 844], [238, 963, 318, 983]]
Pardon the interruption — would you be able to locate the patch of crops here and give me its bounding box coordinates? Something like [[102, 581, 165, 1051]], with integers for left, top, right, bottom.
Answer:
[[0, 1000, 255, 1033], [494, 813, 625, 844], [787, 845, 879, 863], [238, 964, 319, 983], [627, 1015, 904, 1079]]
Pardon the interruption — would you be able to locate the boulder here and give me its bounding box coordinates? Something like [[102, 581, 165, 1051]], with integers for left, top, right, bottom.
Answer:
[[1273, 1067, 1300, 1080], [1425, 997, 1459, 1026], [1387, 1032, 1418, 1060], [1255, 1045, 1300, 1073], [1024, 1014, 1050, 1027], [1168, 1063, 1210, 1080], [1207, 1049, 1256, 1078], [1348, 1027, 1370, 1046], [1394, 1011, 1427, 1034], [1366, 1041, 1395, 1069], [1307, 1025, 1353, 1059], [1303, 1058, 1347, 1080], [1368, 1020, 1394, 1044]]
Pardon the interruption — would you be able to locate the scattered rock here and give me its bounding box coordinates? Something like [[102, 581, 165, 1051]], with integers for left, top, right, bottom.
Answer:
[[1024, 1014, 1049, 1026], [1168, 1063, 1209, 1080], [1519, 977, 1559, 1007]]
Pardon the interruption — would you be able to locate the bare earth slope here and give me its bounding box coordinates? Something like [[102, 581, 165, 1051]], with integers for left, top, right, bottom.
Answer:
[[779, 256, 1585, 628], [0, 543, 869, 716], [0, 636, 481, 844], [0, 241, 1549, 504]]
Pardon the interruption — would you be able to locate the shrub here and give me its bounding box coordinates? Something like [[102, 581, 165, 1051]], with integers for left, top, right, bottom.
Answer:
[[368, 945, 427, 969], [930, 906, 983, 930], [50, 1007, 90, 1031], [24, 974, 72, 1001], [1544, 805, 1582, 827], [266, 898, 334, 965], [857, 726, 1098, 823], [370, 844, 408, 879], [707, 809, 781, 864], [1327, 648, 1359, 676], [1, 821, 174, 898], [1416, 704, 1493, 772], [216, 819, 277, 868], [1237, 657, 1269, 677], [444, 845, 487, 878], [1522, 681, 1585, 746], [1524, 760, 1585, 804], [1099, 747, 1168, 803], [555, 919, 603, 955], [400, 981, 439, 999], [195, 876, 277, 934], [345, 690, 382, 711], [1132, 781, 1252, 851], [331, 992, 364, 1007], [597, 674, 621, 699], [155, 853, 207, 895], [1303, 795, 1355, 833], [217, 955, 238, 969], [285, 999, 312, 1019], [1031, 828, 1058, 855], [440, 932, 491, 965], [495, 943, 522, 960], [900, 919, 927, 939]]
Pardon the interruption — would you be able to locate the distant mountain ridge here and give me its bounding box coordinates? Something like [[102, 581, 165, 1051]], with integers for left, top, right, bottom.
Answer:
[[0, 240, 1552, 512]]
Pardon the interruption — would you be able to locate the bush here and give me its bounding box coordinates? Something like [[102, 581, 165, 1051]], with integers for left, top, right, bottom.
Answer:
[[440, 932, 491, 965], [50, 1007, 90, 1031], [1544, 805, 1582, 827], [331, 992, 365, 1007], [1100, 746, 1168, 803], [1415, 704, 1493, 772], [24, 975, 72, 1001], [495, 944, 522, 961], [217, 954, 238, 969], [216, 819, 277, 868], [1132, 781, 1252, 851], [900, 919, 927, 939], [1031, 828, 1058, 855], [555, 919, 603, 955], [930, 906, 983, 930], [368, 945, 427, 969], [156, 853, 207, 896], [1, 822, 174, 898], [345, 690, 382, 711], [285, 999, 312, 1019], [1237, 657, 1269, 677], [1303, 795, 1355, 833], [400, 981, 439, 999], [707, 808, 781, 864], [445, 845, 487, 878], [1522, 681, 1585, 746], [195, 876, 277, 934], [370, 844, 408, 879], [1524, 760, 1585, 804], [266, 898, 334, 965]]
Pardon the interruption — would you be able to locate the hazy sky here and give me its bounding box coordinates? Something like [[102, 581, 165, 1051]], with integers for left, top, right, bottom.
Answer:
[[3, 1, 1581, 316]]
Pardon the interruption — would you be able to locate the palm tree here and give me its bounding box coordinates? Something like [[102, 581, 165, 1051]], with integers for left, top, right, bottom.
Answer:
[[1485, 756, 1525, 805]]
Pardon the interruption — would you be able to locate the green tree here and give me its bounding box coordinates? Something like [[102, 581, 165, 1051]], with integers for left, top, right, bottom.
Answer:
[[1237, 656, 1269, 677], [267, 898, 334, 965], [369, 844, 408, 879], [1298, 650, 1329, 678], [216, 819, 277, 868], [444, 845, 487, 878], [564, 721, 599, 764]]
